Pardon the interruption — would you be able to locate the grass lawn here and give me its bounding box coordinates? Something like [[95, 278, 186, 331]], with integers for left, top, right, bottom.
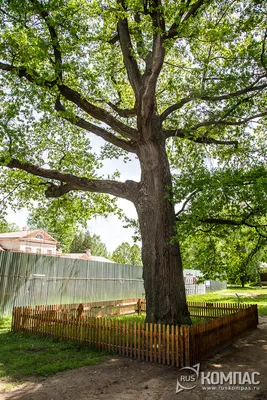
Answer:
[[188, 285, 267, 316], [0, 317, 105, 385]]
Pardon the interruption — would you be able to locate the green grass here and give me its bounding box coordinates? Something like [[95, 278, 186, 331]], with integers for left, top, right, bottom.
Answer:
[[108, 313, 209, 325], [0, 317, 105, 383], [188, 285, 267, 316]]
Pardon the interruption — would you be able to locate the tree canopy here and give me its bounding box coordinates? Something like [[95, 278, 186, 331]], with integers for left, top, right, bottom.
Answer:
[[1, 0, 267, 198]]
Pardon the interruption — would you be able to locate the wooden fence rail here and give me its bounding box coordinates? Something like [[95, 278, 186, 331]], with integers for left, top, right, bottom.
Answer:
[[12, 301, 258, 367], [11, 298, 249, 320]]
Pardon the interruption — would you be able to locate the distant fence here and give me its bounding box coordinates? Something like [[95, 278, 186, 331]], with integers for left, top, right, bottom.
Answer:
[[0, 252, 226, 316], [0, 252, 144, 315], [12, 300, 258, 367]]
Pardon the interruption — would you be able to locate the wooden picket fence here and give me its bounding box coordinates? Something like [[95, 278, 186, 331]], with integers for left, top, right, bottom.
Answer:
[[26, 298, 142, 318], [10, 298, 249, 320], [12, 300, 258, 367]]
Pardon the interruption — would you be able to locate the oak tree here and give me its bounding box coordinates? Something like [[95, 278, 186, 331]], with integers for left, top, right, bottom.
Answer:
[[1, 0, 267, 323]]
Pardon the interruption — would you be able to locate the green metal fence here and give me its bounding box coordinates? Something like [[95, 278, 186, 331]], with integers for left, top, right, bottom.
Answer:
[[0, 252, 144, 316]]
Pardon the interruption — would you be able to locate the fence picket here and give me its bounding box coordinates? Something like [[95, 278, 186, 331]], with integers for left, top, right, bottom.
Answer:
[[171, 325, 175, 367], [162, 324, 166, 365], [175, 325, 179, 367], [149, 323, 153, 362], [145, 322, 149, 361], [138, 322, 141, 361], [166, 325, 170, 366], [134, 322, 137, 359], [154, 323, 157, 363], [141, 322, 145, 360]]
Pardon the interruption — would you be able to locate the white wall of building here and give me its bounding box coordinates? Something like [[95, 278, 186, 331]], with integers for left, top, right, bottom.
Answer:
[[19, 241, 56, 255], [0, 239, 56, 255]]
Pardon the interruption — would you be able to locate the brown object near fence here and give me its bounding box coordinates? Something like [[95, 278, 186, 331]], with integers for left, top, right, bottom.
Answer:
[[12, 299, 258, 367]]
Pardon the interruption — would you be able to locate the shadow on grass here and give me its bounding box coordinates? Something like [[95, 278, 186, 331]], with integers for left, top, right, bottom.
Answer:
[[0, 319, 106, 381]]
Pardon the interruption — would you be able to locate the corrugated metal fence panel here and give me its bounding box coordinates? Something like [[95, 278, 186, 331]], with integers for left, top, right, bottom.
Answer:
[[206, 280, 227, 293], [0, 252, 145, 316]]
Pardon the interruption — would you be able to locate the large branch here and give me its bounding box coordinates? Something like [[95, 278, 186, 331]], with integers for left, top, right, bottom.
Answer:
[[0, 62, 57, 87], [1, 158, 139, 201], [117, 1, 142, 98], [55, 98, 136, 153], [141, 0, 165, 119], [189, 110, 267, 130], [199, 217, 267, 239], [0, 67, 137, 141], [161, 75, 267, 121], [58, 85, 137, 139], [29, 0, 62, 80], [107, 102, 137, 118], [164, 0, 205, 40], [160, 97, 192, 121], [176, 189, 199, 218], [164, 128, 238, 147]]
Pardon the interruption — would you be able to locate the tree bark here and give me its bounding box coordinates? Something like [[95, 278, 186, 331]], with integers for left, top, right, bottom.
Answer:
[[135, 134, 190, 325]]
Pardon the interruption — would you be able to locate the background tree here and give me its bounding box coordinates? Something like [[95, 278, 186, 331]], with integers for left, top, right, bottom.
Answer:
[[90, 234, 109, 258], [69, 231, 109, 257], [69, 230, 92, 253], [0, 219, 19, 233], [1, 0, 267, 323], [112, 242, 142, 265]]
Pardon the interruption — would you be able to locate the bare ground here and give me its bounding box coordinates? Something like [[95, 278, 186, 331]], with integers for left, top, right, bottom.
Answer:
[[1, 318, 267, 400]]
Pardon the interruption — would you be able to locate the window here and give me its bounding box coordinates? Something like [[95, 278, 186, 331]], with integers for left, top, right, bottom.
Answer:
[[25, 247, 31, 253], [47, 250, 52, 255], [36, 234, 44, 239], [36, 248, 42, 254]]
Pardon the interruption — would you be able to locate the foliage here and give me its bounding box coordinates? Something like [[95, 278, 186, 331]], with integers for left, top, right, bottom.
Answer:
[[27, 195, 118, 252], [90, 234, 109, 258], [111, 242, 142, 265], [174, 164, 267, 285], [69, 231, 109, 258], [0, 219, 19, 233], [69, 229, 92, 253]]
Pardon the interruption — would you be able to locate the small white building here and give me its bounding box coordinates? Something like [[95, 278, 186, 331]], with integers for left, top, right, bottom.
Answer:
[[183, 269, 206, 295], [0, 228, 57, 256]]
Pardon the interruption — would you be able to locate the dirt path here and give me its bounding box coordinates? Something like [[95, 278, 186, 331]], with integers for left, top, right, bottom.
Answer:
[[1, 319, 267, 400]]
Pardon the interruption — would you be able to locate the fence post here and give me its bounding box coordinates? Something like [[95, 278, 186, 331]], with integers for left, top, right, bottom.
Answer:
[[137, 299, 142, 314], [11, 307, 16, 331], [183, 325, 190, 366]]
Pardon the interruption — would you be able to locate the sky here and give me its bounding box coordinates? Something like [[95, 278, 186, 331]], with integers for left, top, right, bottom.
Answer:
[[6, 136, 141, 252]]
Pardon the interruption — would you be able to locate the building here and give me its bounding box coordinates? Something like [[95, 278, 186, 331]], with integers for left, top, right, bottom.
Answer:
[[0, 228, 57, 256]]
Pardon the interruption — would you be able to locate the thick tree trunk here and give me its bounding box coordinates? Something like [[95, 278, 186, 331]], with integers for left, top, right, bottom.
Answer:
[[135, 136, 190, 325]]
